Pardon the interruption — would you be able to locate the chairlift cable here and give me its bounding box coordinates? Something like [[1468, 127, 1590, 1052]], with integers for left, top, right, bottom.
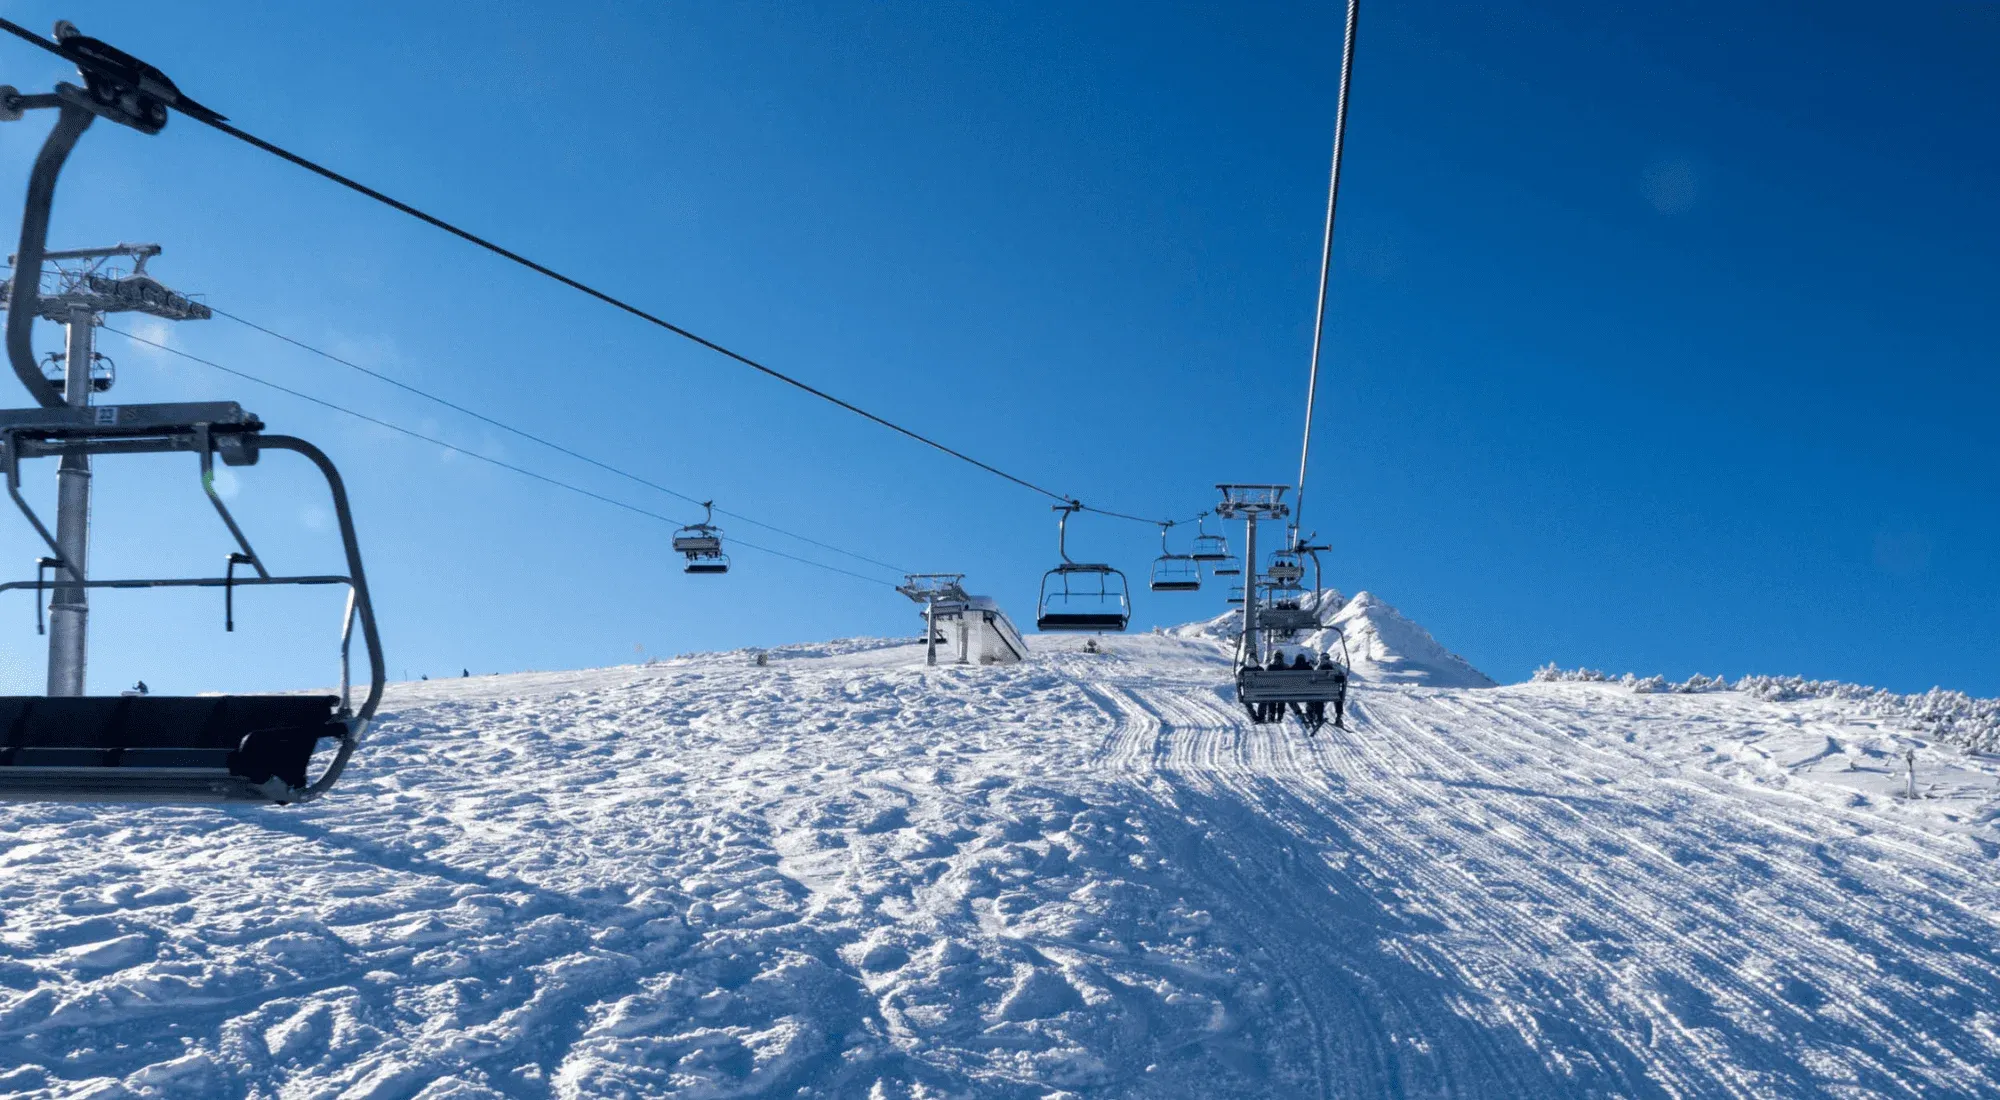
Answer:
[[1293, 0, 1358, 536], [0, 16, 1196, 527], [100, 326, 898, 589], [207, 306, 909, 575]]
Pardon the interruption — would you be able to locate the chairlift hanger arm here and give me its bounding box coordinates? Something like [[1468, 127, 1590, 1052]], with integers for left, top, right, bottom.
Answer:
[[263, 434, 384, 783], [197, 426, 269, 579], [3, 97, 90, 408], [2, 447, 64, 565]]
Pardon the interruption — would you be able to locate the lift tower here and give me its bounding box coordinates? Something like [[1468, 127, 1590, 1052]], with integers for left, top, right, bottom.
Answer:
[[2, 243, 211, 694], [1215, 485, 1291, 670]]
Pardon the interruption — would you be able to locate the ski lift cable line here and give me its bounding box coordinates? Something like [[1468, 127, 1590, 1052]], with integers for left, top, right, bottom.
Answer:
[[98, 326, 898, 589], [0, 17, 1182, 530], [206, 305, 910, 576], [1294, 0, 1359, 535]]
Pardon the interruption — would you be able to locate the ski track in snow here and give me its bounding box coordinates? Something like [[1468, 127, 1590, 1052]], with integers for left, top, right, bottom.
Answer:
[[1, 633, 1997, 1098]]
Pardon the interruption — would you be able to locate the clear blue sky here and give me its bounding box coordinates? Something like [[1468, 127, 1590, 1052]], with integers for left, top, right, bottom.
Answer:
[[0, 0, 1993, 697]]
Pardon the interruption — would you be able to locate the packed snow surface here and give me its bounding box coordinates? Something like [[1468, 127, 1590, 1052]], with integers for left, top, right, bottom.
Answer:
[[3, 613, 1999, 1097]]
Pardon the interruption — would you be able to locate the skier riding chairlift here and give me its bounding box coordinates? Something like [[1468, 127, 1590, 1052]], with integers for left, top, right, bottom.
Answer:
[[1261, 649, 1286, 722]]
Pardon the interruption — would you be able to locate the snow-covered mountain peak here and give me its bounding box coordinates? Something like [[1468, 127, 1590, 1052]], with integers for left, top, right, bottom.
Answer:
[[1307, 590, 1496, 688], [1171, 588, 1494, 687]]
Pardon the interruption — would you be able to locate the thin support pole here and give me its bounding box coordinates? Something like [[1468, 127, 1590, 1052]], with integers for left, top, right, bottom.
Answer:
[[45, 306, 93, 695], [1294, 0, 1359, 533], [1238, 514, 1261, 672], [925, 597, 937, 667]]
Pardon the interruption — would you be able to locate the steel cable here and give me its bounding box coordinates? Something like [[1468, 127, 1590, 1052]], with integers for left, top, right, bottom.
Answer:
[[101, 326, 898, 588], [0, 16, 1195, 526], [1293, 0, 1359, 535]]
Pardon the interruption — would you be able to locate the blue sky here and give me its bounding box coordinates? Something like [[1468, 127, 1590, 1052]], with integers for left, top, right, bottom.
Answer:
[[0, 0, 1993, 696]]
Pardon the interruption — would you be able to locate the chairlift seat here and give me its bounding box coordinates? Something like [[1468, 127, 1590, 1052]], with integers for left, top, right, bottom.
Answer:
[[685, 560, 729, 575], [0, 694, 345, 803], [1149, 579, 1201, 593], [672, 534, 721, 554], [1036, 611, 1130, 632]]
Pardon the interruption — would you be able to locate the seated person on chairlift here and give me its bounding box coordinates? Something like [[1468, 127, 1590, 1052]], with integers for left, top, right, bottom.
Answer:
[[1262, 649, 1287, 722], [1298, 650, 1325, 726], [1318, 650, 1347, 727], [1291, 649, 1312, 723]]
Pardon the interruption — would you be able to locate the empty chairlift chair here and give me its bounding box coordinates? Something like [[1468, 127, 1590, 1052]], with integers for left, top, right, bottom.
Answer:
[[0, 56, 383, 805], [0, 403, 386, 803], [1189, 513, 1230, 564], [1036, 504, 1131, 632], [1148, 522, 1202, 593], [673, 501, 730, 575], [1190, 512, 1240, 577]]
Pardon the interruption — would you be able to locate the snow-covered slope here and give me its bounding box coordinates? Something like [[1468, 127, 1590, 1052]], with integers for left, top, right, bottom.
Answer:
[[2, 618, 1998, 1097]]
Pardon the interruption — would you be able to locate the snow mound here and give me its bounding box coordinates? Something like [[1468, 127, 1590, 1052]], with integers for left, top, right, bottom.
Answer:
[[1308, 591, 1495, 688], [1174, 588, 1493, 687], [1535, 665, 2000, 754]]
